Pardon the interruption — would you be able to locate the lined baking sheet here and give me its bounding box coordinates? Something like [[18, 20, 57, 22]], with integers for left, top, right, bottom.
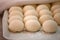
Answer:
[[2, 10, 60, 40]]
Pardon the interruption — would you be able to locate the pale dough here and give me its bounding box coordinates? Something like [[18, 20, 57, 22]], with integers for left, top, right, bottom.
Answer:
[[25, 20, 41, 32], [24, 15, 38, 22], [9, 20, 24, 32], [53, 8, 60, 15], [9, 11, 23, 18], [8, 15, 23, 23], [23, 5, 35, 12], [24, 10, 38, 17], [9, 6, 23, 13], [42, 20, 58, 33], [39, 9, 52, 17], [52, 2, 60, 5], [36, 5, 49, 13], [54, 13, 60, 25], [51, 4, 60, 12], [39, 15, 54, 24], [41, 3, 51, 9]]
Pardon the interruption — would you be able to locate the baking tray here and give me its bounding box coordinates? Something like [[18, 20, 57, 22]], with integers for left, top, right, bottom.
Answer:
[[2, 10, 60, 40]]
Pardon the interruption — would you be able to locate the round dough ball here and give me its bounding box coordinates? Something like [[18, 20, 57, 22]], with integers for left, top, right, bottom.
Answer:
[[36, 5, 49, 13], [53, 8, 60, 15], [39, 9, 52, 16], [9, 11, 23, 18], [9, 6, 23, 13], [9, 20, 24, 32], [42, 20, 57, 33], [24, 10, 38, 17], [51, 5, 60, 12], [52, 2, 60, 5], [23, 5, 35, 12], [54, 13, 60, 25], [41, 3, 51, 9], [24, 15, 38, 22], [39, 15, 54, 24], [8, 15, 23, 23], [25, 20, 41, 32], [27, 4, 37, 8]]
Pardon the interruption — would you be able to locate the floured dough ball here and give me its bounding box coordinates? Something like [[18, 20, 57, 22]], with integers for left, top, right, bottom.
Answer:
[[9, 6, 23, 13], [9, 11, 23, 18], [39, 15, 54, 24], [23, 5, 35, 12], [25, 20, 41, 32], [42, 20, 57, 33], [52, 2, 60, 5], [9, 20, 24, 32], [41, 3, 51, 9], [53, 8, 60, 15], [24, 15, 38, 22], [36, 5, 49, 13], [39, 9, 52, 16], [8, 15, 23, 23], [24, 10, 38, 17], [54, 13, 60, 25], [29, 4, 37, 8], [51, 5, 60, 12]]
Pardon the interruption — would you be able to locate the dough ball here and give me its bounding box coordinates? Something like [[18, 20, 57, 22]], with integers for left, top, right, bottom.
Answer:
[[9, 6, 23, 13], [24, 15, 38, 22], [39, 15, 54, 24], [9, 20, 24, 32], [23, 5, 35, 12], [8, 15, 23, 23], [25, 20, 41, 32], [53, 8, 60, 15], [54, 13, 60, 25], [39, 9, 52, 16], [31, 4, 37, 8], [28, 4, 37, 8], [41, 3, 51, 9], [52, 2, 60, 5], [9, 11, 23, 18], [24, 10, 38, 17], [51, 5, 60, 12], [36, 5, 49, 13], [42, 20, 58, 33]]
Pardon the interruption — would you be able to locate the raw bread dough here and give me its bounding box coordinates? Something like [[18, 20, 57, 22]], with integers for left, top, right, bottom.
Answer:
[[8, 15, 23, 23], [24, 10, 38, 17], [9, 20, 24, 32], [51, 4, 60, 12], [39, 9, 52, 16], [54, 13, 60, 25], [36, 5, 49, 13], [9, 11, 23, 18], [25, 20, 41, 32], [41, 3, 51, 9], [9, 6, 23, 13], [28, 4, 37, 8], [53, 8, 60, 15], [23, 5, 35, 12], [24, 15, 38, 22], [52, 2, 60, 5], [39, 15, 54, 24], [42, 20, 58, 33]]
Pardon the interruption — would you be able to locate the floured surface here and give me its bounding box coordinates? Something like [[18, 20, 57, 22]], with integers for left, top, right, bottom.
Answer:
[[2, 10, 60, 40]]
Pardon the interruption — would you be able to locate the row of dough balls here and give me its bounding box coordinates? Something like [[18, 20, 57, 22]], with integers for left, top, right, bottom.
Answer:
[[8, 6, 24, 32], [51, 2, 60, 25], [23, 5, 41, 32], [37, 4, 58, 33], [8, 4, 58, 33]]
